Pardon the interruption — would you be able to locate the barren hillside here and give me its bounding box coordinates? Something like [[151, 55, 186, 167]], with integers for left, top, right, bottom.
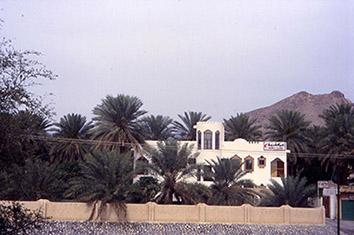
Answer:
[[246, 91, 353, 130]]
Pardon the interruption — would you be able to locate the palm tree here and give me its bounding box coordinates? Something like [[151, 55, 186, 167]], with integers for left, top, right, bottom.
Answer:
[[173, 111, 211, 140], [206, 157, 258, 206], [50, 113, 93, 162], [265, 110, 311, 175], [261, 175, 316, 207], [92, 94, 147, 152], [127, 176, 161, 203], [223, 113, 262, 141], [65, 151, 135, 220], [1, 159, 65, 201], [143, 140, 200, 204], [140, 115, 174, 140], [320, 103, 354, 184], [175, 182, 212, 204]]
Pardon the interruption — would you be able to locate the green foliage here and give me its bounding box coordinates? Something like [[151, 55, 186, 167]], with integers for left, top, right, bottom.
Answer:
[[143, 140, 199, 204], [206, 157, 258, 206], [65, 151, 135, 219], [1, 159, 66, 201], [223, 113, 262, 141], [50, 113, 93, 162], [265, 110, 311, 175], [92, 94, 147, 152], [261, 175, 316, 207], [173, 111, 211, 140], [320, 103, 354, 184], [265, 110, 310, 152], [127, 177, 161, 203], [0, 111, 51, 171], [175, 182, 212, 204], [141, 115, 174, 140], [0, 201, 47, 235], [0, 38, 56, 116]]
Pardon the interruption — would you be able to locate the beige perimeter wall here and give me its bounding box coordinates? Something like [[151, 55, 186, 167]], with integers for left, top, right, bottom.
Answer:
[[1, 200, 325, 225]]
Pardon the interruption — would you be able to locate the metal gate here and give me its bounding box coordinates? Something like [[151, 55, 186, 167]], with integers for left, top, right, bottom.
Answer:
[[342, 200, 354, 220]]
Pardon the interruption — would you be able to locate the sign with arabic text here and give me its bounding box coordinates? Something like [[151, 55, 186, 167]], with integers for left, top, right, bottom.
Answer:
[[263, 142, 286, 151]]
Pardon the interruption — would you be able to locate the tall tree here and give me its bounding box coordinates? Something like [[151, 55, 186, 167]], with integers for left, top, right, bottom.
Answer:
[[223, 113, 262, 141], [92, 94, 147, 152], [65, 151, 135, 220], [320, 103, 354, 184], [50, 113, 93, 162], [0, 111, 51, 170], [0, 37, 56, 116], [265, 110, 311, 175], [143, 140, 201, 204], [261, 175, 316, 207], [0, 33, 56, 170], [173, 111, 211, 140], [206, 157, 258, 206], [141, 115, 174, 140], [1, 159, 65, 201]]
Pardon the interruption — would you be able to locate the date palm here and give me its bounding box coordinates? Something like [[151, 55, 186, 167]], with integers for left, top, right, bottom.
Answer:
[[141, 115, 174, 140], [143, 140, 200, 204], [261, 175, 316, 207], [1, 159, 65, 201], [173, 111, 211, 140], [65, 151, 135, 220], [50, 113, 93, 162], [224, 113, 262, 141], [92, 94, 147, 152], [265, 110, 311, 175], [320, 103, 354, 184], [206, 157, 258, 206]]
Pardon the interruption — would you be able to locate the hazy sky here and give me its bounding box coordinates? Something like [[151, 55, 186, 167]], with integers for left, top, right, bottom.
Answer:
[[1, 0, 353, 122]]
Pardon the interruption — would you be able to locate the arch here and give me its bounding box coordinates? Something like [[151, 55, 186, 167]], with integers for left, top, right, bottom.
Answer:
[[258, 156, 266, 168], [215, 131, 220, 150], [204, 130, 212, 150], [136, 157, 149, 175], [271, 158, 284, 177], [231, 154, 242, 165], [197, 131, 202, 149], [244, 155, 254, 172]]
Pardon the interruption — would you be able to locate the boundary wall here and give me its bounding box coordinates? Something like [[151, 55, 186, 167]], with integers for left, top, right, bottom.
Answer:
[[1, 200, 325, 225]]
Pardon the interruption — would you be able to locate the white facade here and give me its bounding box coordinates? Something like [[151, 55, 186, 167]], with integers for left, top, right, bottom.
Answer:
[[138, 121, 289, 187]]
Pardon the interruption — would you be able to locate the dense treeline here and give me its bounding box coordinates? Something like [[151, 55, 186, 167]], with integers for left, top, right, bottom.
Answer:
[[1, 32, 353, 216]]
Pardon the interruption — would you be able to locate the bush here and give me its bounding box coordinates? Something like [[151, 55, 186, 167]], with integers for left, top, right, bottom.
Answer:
[[0, 201, 46, 234]]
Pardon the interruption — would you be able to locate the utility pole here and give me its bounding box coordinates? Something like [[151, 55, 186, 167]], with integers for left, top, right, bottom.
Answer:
[[337, 157, 341, 235]]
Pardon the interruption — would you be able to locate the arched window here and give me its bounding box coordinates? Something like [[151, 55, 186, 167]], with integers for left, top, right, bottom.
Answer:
[[204, 130, 212, 149], [258, 156, 266, 168], [231, 154, 242, 165], [244, 156, 254, 172], [215, 131, 220, 150], [197, 131, 202, 149], [271, 158, 284, 177], [136, 157, 149, 175], [203, 165, 213, 181]]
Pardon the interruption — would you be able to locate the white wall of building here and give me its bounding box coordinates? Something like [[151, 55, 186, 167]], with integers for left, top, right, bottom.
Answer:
[[139, 121, 289, 187]]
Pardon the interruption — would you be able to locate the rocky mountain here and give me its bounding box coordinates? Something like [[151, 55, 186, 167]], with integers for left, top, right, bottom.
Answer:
[[246, 91, 353, 130]]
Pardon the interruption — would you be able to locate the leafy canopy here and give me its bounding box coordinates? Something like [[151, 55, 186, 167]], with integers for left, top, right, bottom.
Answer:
[[223, 113, 262, 141], [65, 151, 135, 219], [141, 115, 174, 140], [206, 157, 258, 206], [143, 140, 200, 204], [173, 111, 211, 140], [92, 94, 147, 152], [261, 175, 316, 207]]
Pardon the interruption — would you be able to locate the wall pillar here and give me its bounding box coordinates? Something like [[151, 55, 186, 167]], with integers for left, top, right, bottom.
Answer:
[[282, 205, 290, 224], [198, 203, 206, 222], [147, 202, 155, 222]]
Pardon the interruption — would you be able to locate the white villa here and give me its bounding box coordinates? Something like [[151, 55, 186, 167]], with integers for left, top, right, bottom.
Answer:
[[136, 121, 289, 187]]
